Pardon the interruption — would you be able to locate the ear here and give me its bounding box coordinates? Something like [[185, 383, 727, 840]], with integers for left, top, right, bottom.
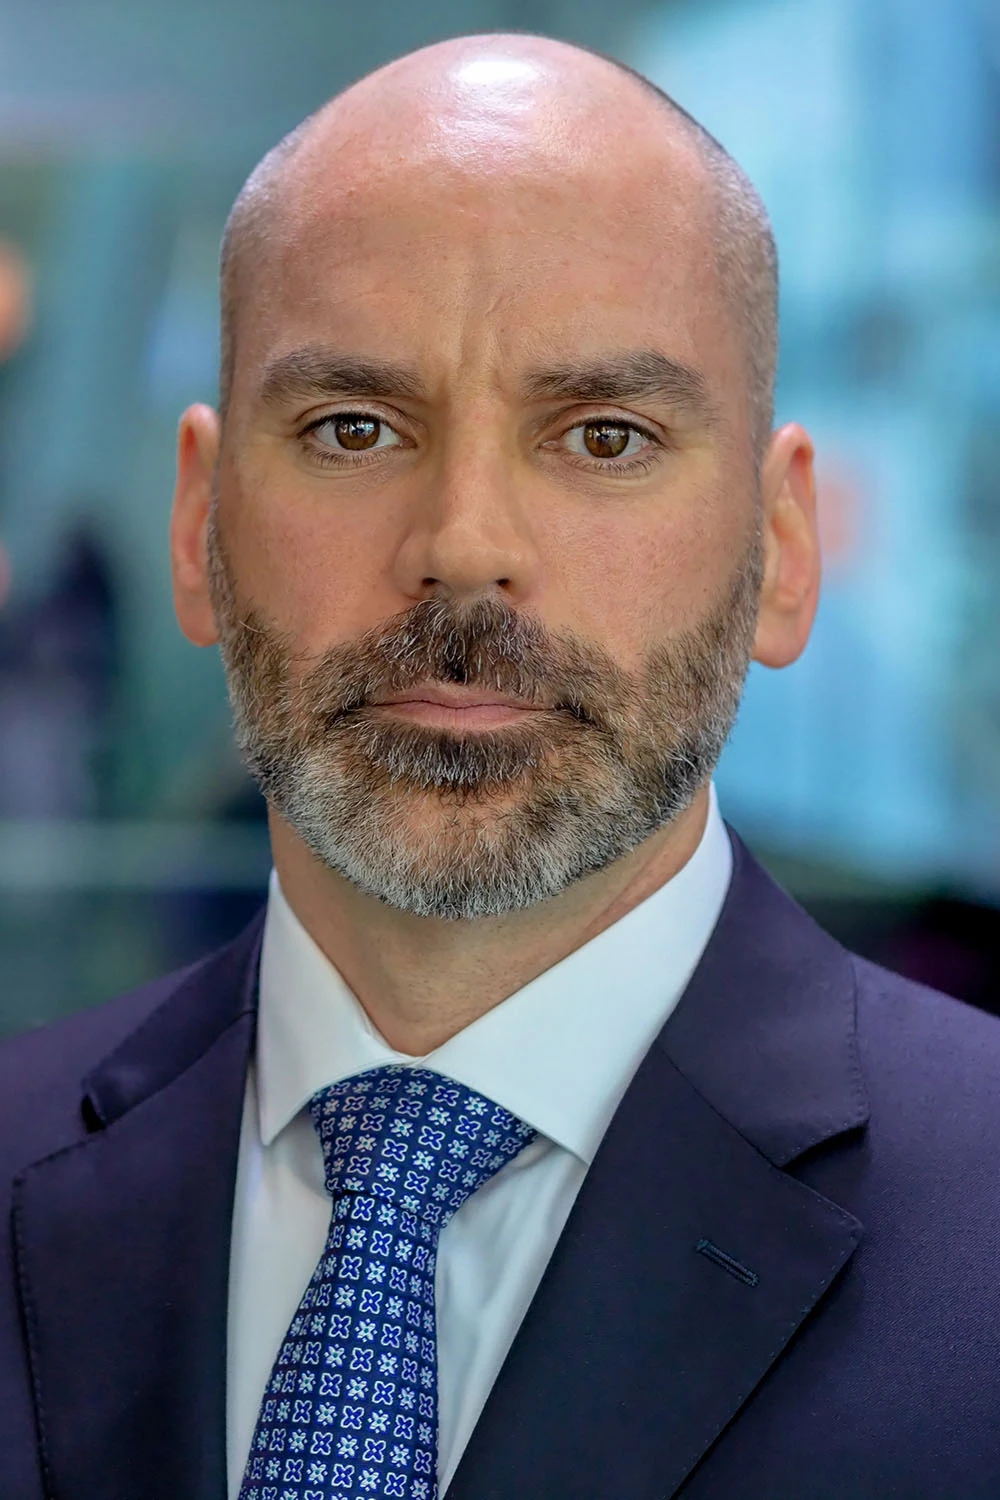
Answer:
[[171, 403, 221, 646], [752, 421, 821, 669]]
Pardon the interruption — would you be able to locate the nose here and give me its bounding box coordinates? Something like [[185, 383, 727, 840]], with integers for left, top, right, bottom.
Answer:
[[391, 436, 541, 606]]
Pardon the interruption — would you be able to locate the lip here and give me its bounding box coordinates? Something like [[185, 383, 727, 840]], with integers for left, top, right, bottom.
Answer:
[[373, 685, 540, 711], [370, 684, 543, 729]]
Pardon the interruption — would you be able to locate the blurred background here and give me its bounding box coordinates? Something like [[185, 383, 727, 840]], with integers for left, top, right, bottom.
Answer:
[[0, 0, 998, 1036]]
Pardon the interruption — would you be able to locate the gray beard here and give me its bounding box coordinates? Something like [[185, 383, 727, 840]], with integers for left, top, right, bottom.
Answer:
[[209, 521, 762, 920]]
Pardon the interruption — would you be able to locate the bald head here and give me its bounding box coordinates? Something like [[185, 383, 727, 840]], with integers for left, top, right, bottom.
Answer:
[[218, 34, 778, 457]]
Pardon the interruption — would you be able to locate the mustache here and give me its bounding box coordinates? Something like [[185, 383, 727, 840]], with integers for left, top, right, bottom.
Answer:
[[281, 595, 626, 733]]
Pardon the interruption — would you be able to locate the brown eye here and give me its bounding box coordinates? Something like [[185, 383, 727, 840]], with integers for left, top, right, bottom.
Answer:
[[335, 415, 381, 450], [309, 412, 402, 459], [582, 421, 631, 459]]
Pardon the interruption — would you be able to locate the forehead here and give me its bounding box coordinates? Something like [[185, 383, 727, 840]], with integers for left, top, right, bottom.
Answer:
[[233, 127, 739, 408]]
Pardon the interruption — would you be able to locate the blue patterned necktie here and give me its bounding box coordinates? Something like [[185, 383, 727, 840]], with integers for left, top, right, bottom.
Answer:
[[239, 1064, 536, 1500]]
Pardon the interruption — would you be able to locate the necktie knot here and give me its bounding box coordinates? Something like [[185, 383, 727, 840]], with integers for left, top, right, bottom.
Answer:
[[309, 1064, 536, 1231]]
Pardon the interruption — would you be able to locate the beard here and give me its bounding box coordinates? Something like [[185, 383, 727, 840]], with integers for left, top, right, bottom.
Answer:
[[207, 515, 763, 920]]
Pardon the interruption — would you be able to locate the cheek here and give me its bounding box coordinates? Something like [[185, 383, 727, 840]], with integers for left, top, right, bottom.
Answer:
[[217, 459, 400, 653], [549, 489, 736, 665]]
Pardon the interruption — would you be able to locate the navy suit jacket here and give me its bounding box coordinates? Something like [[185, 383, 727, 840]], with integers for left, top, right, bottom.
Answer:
[[2, 831, 1000, 1499]]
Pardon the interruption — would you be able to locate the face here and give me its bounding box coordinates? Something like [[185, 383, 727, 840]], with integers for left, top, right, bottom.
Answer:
[[174, 86, 815, 920]]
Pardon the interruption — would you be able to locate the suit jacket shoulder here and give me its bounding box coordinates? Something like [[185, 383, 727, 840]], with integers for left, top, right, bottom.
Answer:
[[0, 916, 265, 1181], [843, 949, 1000, 1240], [853, 947, 1000, 1089], [0, 912, 264, 1500]]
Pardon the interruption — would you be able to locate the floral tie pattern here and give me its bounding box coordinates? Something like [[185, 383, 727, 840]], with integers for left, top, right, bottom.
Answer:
[[239, 1065, 536, 1500]]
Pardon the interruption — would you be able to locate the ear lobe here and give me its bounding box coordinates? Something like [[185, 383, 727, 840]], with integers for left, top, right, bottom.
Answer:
[[752, 422, 821, 669], [171, 403, 221, 647]]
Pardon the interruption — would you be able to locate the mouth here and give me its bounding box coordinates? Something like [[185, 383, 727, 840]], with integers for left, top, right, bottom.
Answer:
[[369, 684, 546, 731]]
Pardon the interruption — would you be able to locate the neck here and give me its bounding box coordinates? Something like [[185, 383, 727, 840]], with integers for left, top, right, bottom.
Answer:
[[269, 786, 711, 1056]]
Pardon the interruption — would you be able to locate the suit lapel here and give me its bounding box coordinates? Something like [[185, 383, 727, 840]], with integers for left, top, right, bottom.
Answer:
[[13, 914, 263, 1500], [447, 833, 869, 1500]]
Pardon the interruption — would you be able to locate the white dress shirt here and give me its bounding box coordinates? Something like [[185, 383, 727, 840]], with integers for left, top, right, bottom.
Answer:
[[226, 785, 733, 1496]]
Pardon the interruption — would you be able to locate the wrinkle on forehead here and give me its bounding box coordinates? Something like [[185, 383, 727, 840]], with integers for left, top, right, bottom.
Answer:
[[262, 127, 713, 350], [244, 159, 720, 404]]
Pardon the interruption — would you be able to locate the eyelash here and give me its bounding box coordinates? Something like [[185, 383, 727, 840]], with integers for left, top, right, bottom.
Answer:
[[298, 410, 665, 474], [561, 422, 663, 476], [299, 412, 402, 469]]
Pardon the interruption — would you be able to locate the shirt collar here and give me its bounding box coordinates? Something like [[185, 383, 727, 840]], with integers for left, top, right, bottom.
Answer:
[[256, 783, 732, 1165]]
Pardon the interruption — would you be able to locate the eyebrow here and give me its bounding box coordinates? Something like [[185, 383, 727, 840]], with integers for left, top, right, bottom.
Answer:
[[258, 349, 428, 407], [257, 344, 717, 423], [523, 350, 717, 422]]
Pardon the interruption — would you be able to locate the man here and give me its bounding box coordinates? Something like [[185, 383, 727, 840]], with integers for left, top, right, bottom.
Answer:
[[1, 33, 998, 1500]]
